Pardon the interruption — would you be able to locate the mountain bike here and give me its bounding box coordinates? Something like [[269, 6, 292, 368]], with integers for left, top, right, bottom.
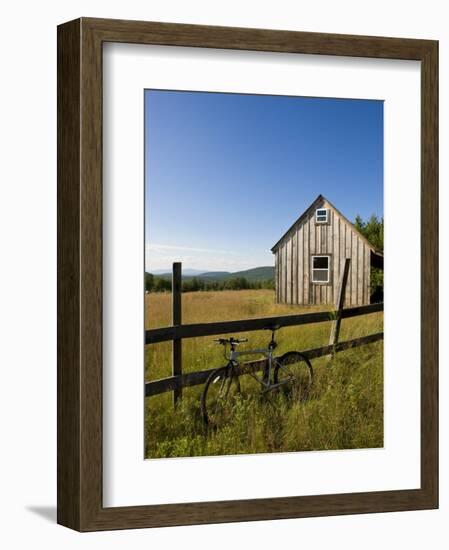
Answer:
[[200, 325, 313, 428]]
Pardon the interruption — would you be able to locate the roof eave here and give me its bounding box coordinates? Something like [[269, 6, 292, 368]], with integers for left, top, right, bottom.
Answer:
[[270, 194, 325, 252]]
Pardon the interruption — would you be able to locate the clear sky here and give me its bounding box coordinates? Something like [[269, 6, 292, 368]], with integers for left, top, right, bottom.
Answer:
[[145, 90, 383, 273]]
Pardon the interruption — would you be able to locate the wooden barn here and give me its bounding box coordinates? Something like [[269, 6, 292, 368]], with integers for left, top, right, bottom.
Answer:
[[271, 195, 383, 306]]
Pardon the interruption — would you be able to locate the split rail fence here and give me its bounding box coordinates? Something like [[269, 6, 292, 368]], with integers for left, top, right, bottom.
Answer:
[[145, 260, 384, 406]]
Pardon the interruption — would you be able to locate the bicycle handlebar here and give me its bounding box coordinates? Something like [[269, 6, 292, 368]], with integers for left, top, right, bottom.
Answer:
[[213, 337, 248, 345]]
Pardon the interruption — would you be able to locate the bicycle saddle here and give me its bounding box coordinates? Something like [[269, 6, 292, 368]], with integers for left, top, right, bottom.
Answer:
[[263, 324, 281, 331]]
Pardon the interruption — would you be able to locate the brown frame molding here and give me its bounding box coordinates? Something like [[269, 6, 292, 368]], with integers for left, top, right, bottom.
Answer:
[[57, 17, 438, 531]]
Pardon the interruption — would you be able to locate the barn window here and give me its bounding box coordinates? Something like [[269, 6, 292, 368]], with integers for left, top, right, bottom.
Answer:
[[311, 255, 330, 283], [315, 208, 329, 223]]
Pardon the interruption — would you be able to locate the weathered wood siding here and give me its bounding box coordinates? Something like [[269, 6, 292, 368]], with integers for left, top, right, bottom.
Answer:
[[274, 199, 371, 306]]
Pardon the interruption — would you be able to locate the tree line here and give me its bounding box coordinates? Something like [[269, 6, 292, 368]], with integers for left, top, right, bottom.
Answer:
[[354, 214, 384, 301], [145, 273, 274, 293]]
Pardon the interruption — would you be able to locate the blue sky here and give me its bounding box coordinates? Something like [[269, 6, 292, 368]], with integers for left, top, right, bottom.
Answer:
[[145, 90, 383, 273]]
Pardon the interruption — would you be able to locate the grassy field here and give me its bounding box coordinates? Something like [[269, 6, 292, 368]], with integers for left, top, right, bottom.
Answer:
[[144, 289, 383, 458]]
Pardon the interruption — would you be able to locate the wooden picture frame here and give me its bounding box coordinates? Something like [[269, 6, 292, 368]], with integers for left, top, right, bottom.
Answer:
[[57, 17, 438, 531]]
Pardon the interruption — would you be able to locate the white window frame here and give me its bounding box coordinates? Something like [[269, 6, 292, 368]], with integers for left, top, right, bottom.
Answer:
[[311, 255, 331, 284], [315, 208, 329, 224]]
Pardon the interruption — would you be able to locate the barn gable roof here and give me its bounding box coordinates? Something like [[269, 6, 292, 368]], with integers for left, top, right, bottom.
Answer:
[[270, 194, 383, 260]]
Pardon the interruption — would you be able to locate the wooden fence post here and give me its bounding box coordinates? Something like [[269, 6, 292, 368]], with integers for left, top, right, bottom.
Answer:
[[172, 262, 182, 406], [328, 258, 351, 358]]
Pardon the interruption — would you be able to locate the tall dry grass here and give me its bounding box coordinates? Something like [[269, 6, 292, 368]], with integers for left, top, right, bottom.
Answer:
[[144, 289, 383, 458]]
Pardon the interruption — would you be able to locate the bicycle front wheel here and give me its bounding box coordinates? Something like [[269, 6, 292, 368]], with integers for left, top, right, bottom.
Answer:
[[201, 366, 241, 428], [273, 351, 313, 400]]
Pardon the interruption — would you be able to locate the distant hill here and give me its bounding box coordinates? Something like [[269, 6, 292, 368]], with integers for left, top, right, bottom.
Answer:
[[192, 271, 230, 280], [150, 266, 274, 283], [225, 266, 274, 282]]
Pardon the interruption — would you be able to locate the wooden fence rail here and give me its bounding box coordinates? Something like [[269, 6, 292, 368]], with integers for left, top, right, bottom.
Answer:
[[145, 331, 384, 397], [145, 302, 383, 344], [145, 262, 384, 404]]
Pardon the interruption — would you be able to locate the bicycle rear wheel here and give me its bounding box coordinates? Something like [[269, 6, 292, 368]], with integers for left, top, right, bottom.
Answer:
[[201, 366, 241, 428], [273, 351, 313, 400]]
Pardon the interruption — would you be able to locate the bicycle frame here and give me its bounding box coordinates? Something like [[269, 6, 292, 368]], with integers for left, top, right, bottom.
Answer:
[[226, 346, 277, 388], [202, 333, 314, 428]]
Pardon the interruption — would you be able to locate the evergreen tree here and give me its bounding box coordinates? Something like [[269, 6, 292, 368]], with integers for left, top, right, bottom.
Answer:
[[354, 214, 384, 301]]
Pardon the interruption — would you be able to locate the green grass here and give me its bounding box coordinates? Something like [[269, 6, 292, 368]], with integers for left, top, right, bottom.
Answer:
[[144, 290, 383, 459]]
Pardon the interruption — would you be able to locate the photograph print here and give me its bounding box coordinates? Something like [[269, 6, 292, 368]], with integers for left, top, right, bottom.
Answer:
[[144, 90, 384, 460]]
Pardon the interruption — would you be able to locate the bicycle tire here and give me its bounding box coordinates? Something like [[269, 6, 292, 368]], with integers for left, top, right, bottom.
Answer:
[[201, 366, 241, 428], [273, 351, 313, 400]]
